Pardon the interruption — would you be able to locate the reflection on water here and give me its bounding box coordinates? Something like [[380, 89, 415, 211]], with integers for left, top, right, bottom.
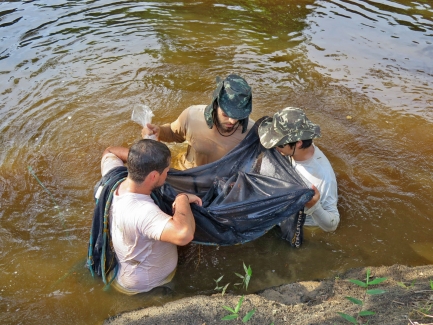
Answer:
[[0, 0, 432, 324]]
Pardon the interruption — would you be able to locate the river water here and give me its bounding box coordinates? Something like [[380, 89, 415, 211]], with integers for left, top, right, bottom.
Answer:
[[1, 0, 432, 324]]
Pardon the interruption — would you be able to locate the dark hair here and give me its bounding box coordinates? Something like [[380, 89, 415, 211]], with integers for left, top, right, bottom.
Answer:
[[288, 139, 313, 149], [127, 139, 171, 183]]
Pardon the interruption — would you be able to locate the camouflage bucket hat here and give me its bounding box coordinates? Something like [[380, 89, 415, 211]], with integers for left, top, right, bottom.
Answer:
[[258, 107, 321, 149], [218, 74, 252, 119], [204, 74, 252, 132]]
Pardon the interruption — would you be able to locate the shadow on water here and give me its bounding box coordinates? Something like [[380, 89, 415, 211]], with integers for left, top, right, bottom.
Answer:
[[0, 0, 432, 324]]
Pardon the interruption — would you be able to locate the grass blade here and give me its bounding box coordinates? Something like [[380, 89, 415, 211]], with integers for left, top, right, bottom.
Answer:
[[222, 314, 238, 320], [366, 289, 386, 295], [235, 273, 244, 279], [242, 309, 256, 323], [215, 275, 224, 283], [346, 296, 363, 305], [222, 283, 230, 296], [337, 312, 357, 324], [368, 277, 387, 285], [222, 306, 236, 313], [235, 296, 244, 313], [349, 279, 367, 288], [359, 310, 376, 316]]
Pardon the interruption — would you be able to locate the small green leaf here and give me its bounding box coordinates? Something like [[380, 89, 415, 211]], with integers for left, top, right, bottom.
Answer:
[[359, 310, 376, 316], [244, 275, 251, 290], [349, 279, 367, 287], [235, 295, 244, 313], [366, 269, 371, 283], [222, 314, 238, 321], [247, 265, 252, 277], [345, 296, 363, 305], [397, 282, 406, 288], [223, 306, 236, 313], [368, 277, 387, 285], [242, 309, 256, 323], [337, 312, 357, 324], [243, 262, 248, 274], [429, 279, 433, 290], [366, 289, 386, 295], [235, 272, 244, 279], [215, 275, 224, 283], [222, 283, 230, 296]]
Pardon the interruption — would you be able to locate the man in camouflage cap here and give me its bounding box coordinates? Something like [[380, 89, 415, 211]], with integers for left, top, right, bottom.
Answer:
[[142, 74, 254, 169], [258, 107, 340, 232]]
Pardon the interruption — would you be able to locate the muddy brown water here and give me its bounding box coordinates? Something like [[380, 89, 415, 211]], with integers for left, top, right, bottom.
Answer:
[[1, 1, 432, 324]]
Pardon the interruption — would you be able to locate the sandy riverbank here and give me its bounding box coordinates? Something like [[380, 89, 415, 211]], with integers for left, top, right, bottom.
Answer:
[[104, 264, 433, 325]]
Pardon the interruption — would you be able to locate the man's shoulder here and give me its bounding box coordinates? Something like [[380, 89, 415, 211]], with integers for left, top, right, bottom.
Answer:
[[101, 153, 124, 177], [176, 105, 206, 122], [184, 104, 206, 114], [312, 145, 337, 178], [313, 145, 331, 163]]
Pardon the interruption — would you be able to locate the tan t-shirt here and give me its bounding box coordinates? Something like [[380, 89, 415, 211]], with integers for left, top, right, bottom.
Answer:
[[159, 105, 254, 169]]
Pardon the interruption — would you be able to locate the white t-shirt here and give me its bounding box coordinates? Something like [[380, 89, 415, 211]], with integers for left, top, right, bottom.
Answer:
[[101, 154, 177, 293], [260, 145, 339, 232]]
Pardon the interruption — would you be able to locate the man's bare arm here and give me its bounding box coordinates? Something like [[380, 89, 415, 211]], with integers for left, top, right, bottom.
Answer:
[[102, 146, 129, 163], [160, 193, 201, 246]]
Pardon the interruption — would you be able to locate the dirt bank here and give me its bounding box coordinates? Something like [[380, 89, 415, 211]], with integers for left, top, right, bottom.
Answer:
[[104, 264, 433, 325]]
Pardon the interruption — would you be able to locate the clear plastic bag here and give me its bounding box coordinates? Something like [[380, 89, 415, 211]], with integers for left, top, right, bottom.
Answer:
[[131, 105, 156, 139]]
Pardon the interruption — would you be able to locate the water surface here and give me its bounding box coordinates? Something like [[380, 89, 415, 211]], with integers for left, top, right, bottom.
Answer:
[[1, 0, 432, 324]]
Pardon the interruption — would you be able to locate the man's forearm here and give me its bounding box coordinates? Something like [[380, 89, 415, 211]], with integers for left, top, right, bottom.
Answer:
[[159, 123, 186, 143], [102, 146, 129, 163], [307, 203, 340, 232], [171, 195, 196, 244]]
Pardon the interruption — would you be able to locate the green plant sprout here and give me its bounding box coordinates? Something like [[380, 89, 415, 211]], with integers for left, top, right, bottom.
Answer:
[[221, 263, 256, 322], [397, 280, 415, 289], [430, 279, 433, 290], [337, 268, 387, 324], [222, 295, 256, 322], [214, 275, 230, 296], [234, 262, 252, 290]]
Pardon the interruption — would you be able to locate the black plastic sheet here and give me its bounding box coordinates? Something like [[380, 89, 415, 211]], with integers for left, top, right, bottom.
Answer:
[[153, 118, 314, 246]]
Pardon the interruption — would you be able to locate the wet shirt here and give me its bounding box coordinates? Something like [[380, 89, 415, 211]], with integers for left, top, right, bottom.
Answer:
[[259, 145, 339, 232], [101, 154, 177, 293], [294, 145, 339, 231], [159, 105, 254, 169]]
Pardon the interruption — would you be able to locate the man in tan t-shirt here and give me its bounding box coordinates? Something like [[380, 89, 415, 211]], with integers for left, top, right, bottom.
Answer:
[[142, 74, 255, 169]]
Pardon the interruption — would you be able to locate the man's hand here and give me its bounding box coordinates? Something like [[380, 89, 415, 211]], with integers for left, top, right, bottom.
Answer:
[[172, 193, 202, 212], [142, 123, 160, 140], [305, 185, 320, 209]]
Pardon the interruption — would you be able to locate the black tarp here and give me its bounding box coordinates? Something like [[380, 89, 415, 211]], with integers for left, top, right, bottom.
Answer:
[[153, 118, 314, 246], [87, 118, 314, 281]]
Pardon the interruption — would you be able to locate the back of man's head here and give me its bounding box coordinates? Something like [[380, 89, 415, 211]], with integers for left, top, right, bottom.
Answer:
[[127, 139, 171, 183]]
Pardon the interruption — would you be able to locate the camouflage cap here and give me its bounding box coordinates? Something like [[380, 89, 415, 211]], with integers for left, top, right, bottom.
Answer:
[[258, 107, 321, 149], [204, 74, 252, 132]]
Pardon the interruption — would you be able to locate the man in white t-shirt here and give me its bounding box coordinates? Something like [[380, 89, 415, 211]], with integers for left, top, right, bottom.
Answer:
[[258, 107, 340, 232], [101, 139, 202, 294]]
